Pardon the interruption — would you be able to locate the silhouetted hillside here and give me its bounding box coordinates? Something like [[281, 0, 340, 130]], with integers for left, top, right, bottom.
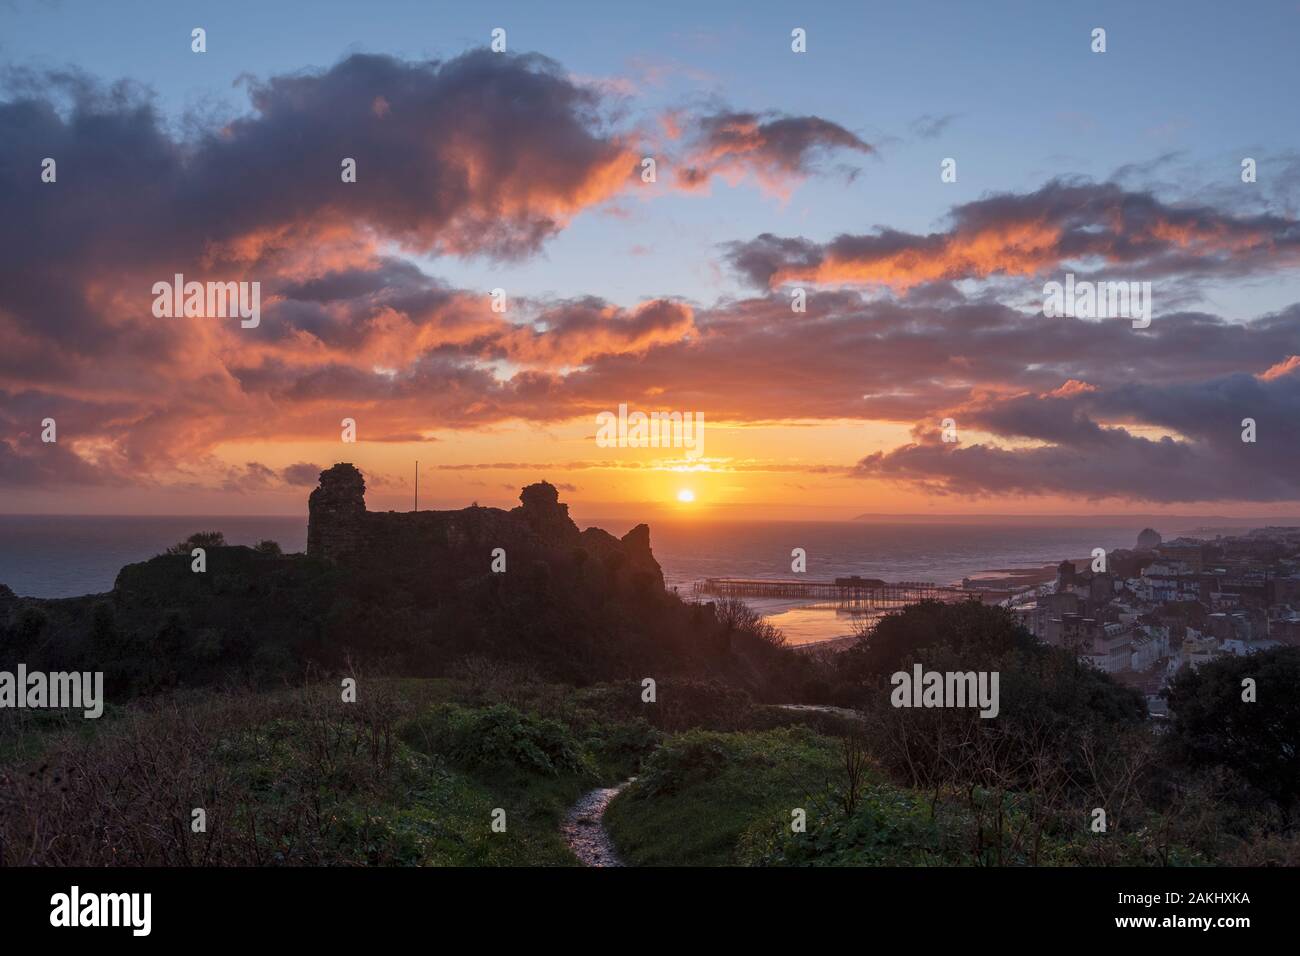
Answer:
[[0, 466, 810, 700]]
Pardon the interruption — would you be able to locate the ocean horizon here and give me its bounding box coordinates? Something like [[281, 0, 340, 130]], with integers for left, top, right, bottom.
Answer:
[[0, 513, 1217, 644]]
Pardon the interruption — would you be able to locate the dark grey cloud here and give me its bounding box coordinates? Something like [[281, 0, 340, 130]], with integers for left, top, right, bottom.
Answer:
[[725, 179, 1300, 289], [280, 462, 324, 486], [909, 113, 958, 140], [0, 51, 637, 359], [854, 362, 1300, 502], [675, 110, 872, 190]]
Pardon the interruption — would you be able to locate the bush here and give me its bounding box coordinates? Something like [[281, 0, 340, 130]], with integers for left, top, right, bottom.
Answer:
[[421, 703, 593, 777], [16, 606, 48, 644], [585, 718, 661, 775], [605, 726, 840, 866], [1164, 646, 1300, 820], [739, 784, 947, 866], [652, 679, 756, 731], [167, 531, 226, 555], [251, 643, 295, 681], [0, 683, 405, 865], [569, 678, 756, 732], [800, 678, 832, 704], [633, 729, 730, 797]]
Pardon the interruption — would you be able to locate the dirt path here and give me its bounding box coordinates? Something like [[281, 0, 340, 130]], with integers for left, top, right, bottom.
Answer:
[[778, 703, 865, 721], [562, 778, 634, 867]]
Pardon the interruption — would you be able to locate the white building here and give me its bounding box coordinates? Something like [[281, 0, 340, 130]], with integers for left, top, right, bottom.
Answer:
[[1130, 625, 1169, 670]]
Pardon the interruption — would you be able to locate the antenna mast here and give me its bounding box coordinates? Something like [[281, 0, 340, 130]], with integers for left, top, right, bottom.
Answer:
[[415, 460, 419, 511]]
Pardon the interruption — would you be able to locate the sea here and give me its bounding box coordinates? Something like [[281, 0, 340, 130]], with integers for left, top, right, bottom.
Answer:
[[0, 514, 1212, 645]]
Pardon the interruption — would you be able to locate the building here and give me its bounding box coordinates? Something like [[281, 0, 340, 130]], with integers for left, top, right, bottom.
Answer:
[[1130, 625, 1170, 670], [1136, 528, 1162, 551], [1081, 623, 1133, 674], [1157, 539, 1206, 573], [1013, 601, 1047, 638]]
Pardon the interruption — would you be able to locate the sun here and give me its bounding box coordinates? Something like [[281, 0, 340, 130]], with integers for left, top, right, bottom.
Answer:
[[676, 488, 696, 503]]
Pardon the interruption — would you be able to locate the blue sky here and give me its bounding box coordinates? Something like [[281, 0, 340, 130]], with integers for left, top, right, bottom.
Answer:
[[3, 0, 1300, 516], [6, 0, 1299, 312]]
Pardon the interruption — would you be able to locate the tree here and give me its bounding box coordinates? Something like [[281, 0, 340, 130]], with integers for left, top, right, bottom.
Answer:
[[837, 599, 1039, 681], [1164, 646, 1300, 822], [839, 732, 869, 818], [168, 531, 226, 555]]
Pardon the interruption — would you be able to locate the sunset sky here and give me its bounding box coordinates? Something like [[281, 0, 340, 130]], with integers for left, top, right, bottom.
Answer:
[[2, 0, 1299, 519]]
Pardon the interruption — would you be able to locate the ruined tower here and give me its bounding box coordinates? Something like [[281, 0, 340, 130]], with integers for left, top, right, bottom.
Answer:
[[307, 463, 367, 561]]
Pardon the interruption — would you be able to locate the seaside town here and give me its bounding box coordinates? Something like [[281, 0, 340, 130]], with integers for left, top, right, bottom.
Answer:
[[1008, 528, 1300, 716]]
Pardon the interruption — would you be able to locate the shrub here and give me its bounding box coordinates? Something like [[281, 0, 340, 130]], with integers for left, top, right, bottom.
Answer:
[[0, 683, 405, 866], [439, 704, 592, 777], [585, 718, 660, 773], [569, 678, 756, 732], [652, 679, 755, 731], [167, 531, 226, 555], [15, 606, 48, 644], [1164, 646, 1300, 820], [251, 643, 295, 681], [633, 729, 729, 797]]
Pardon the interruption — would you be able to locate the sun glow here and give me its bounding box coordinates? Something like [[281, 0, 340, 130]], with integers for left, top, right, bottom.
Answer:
[[676, 488, 696, 503]]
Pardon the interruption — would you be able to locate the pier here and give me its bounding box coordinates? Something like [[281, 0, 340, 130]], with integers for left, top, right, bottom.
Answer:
[[692, 576, 974, 608]]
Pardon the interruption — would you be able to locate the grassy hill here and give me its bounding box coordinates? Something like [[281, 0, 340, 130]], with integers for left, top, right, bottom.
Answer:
[[4, 571, 1298, 866]]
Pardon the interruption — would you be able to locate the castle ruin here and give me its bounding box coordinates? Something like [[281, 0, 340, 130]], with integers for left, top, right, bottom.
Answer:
[[306, 463, 664, 595]]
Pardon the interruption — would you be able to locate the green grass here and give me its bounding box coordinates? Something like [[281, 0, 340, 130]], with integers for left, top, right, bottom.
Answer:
[[178, 681, 632, 866], [603, 725, 1207, 867], [736, 780, 960, 866], [605, 726, 842, 866], [215, 725, 589, 865], [0, 677, 659, 866], [3, 677, 1215, 867], [604, 725, 1031, 867], [0, 702, 129, 764]]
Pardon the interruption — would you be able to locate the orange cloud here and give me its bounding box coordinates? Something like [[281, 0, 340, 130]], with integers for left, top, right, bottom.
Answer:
[[673, 111, 872, 198], [1260, 355, 1300, 380], [731, 181, 1300, 290]]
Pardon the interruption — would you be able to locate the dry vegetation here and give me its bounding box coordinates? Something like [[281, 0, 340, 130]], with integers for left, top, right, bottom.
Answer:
[[0, 673, 415, 866]]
